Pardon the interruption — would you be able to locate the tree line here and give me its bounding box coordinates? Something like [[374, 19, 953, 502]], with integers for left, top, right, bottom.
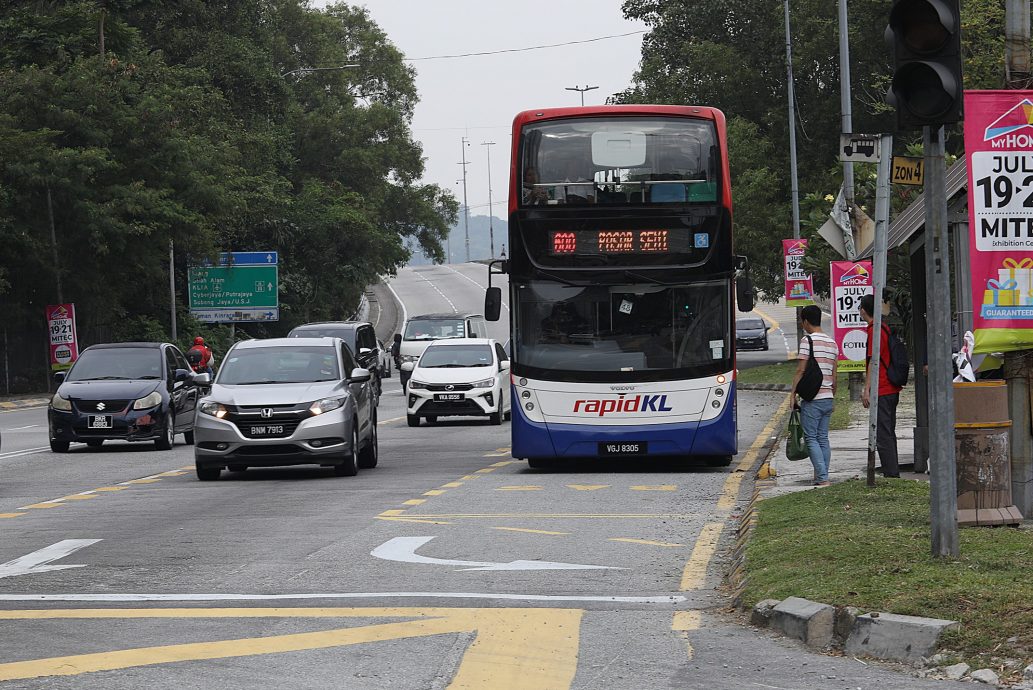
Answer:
[[0, 1, 457, 392]]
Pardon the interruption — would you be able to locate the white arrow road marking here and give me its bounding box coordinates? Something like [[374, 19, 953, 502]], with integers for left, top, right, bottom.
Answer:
[[0, 540, 101, 579], [371, 536, 622, 571]]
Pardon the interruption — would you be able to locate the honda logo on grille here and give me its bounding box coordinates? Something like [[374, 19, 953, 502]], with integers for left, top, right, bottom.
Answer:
[[260, 408, 274, 418], [96, 402, 106, 411]]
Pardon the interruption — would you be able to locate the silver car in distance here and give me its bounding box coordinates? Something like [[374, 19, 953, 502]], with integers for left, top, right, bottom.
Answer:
[[192, 337, 378, 481]]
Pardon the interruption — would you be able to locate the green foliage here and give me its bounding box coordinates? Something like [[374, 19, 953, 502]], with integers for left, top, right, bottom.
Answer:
[[0, 0, 456, 384], [619, 0, 1008, 299]]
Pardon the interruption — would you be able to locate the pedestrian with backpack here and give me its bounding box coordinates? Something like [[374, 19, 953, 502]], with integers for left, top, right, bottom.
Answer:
[[860, 294, 904, 478], [790, 305, 838, 486]]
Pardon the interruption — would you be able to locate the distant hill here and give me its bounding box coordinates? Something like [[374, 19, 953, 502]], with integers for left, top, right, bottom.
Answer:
[[407, 214, 508, 266]]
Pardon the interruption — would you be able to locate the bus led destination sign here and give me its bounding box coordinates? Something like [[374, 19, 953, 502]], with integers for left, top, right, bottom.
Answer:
[[549, 229, 692, 255]]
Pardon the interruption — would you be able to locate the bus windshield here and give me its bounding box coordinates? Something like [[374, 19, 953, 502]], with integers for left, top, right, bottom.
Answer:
[[521, 117, 718, 206], [513, 278, 730, 381]]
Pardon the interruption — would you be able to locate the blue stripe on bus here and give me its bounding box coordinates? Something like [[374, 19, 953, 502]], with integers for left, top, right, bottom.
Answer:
[[511, 382, 737, 459]]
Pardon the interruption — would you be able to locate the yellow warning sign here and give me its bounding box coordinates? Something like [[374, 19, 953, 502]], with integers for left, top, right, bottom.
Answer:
[[891, 156, 924, 186]]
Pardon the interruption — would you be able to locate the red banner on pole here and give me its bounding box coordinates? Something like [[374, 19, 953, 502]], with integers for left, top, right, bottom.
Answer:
[[783, 239, 815, 307], [46, 303, 79, 371], [830, 261, 873, 373]]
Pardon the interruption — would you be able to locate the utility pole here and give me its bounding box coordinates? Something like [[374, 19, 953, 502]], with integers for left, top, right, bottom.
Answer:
[[784, 0, 803, 342], [169, 240, 177, 341], [838, 0, 857, 260], [482, 141, 497, 259], [565, 85, 598, 106], [459, 137, 471, 263], [867, 135, 892, 489]]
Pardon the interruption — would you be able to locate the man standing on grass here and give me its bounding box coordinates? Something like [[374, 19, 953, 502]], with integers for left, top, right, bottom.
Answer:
[[859, 294, 902, 478], [790, 305, 838, 486]]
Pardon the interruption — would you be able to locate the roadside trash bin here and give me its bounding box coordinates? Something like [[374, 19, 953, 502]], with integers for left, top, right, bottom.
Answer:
[[953, 381, 1023, 526]]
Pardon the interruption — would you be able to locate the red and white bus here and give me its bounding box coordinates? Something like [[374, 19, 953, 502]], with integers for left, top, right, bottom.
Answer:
[[484, 105, 754, 468]]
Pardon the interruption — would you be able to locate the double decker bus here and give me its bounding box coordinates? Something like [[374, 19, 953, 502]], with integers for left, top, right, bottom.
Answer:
[[484, 105, 754, 468]]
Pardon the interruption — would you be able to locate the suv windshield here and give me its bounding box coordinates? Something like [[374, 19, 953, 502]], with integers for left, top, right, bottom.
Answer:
[[217, 346, 340, 385], [404, 319, 465, 341], [420, 345, 494, 368], [513, 278, 730, 382], [67, 348, 164, 381]]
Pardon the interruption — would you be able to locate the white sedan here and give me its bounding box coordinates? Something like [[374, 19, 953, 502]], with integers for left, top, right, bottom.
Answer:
[[404, 338, 510, 426]]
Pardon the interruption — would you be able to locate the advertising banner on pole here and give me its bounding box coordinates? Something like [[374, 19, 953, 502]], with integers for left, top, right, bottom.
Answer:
[[830, 261, 873, 373], [965, 90, 1033, 353], [46, 303, 79, 371], [783, 239, 815, 307]]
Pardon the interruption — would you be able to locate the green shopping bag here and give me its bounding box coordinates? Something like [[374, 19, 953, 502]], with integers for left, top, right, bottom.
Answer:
[[785, 408, 809, 461]]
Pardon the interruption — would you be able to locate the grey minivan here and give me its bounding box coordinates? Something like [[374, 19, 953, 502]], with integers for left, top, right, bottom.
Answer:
[[192, 338, 378, 480]]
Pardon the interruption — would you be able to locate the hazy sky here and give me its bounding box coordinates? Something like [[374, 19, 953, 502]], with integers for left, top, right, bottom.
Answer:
[[316, 1, 646, 222]]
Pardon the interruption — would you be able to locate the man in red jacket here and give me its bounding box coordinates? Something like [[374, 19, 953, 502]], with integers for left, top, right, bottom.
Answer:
[[860, 294, 902, 478], [188, 337, 214, 376]]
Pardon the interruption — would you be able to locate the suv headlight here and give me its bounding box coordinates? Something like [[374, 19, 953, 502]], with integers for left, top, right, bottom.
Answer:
[[309, 397, 345, 415], [132, 391, 163, 410], [408, 380, 428, 390], [199, 402, 228, 418], [470, 378, 495, 388], [51, 393, 71, 411]]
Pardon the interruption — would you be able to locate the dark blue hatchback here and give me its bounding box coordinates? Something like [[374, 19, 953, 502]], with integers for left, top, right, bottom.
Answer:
[[48, 342, 202, 452]]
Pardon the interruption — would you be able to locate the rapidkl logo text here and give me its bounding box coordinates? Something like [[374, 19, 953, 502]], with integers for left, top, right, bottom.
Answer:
[[573, 395, 673, 416]]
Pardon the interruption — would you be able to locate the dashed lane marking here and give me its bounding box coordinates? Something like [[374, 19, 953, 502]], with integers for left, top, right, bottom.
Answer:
[[395, 513, 701, 520], [422, 490, 446, 496], [440, 482, 464, 488], [376, 517, 454, 525], [402, 499, 427, 506], [567, 484, 610, 491], [631, 485, 676, 491], [609, 538, 684, 548], [0, 513, 25, 519], [671, 611, 702, 660], [495, 486, 543, 491], [491, 527, 570, 536]]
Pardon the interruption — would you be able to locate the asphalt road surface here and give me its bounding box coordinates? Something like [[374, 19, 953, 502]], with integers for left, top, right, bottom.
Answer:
[[0, 265, 960, 689]]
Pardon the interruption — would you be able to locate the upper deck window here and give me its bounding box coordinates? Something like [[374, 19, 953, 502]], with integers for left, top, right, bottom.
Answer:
[[520, 117, 719, 207]]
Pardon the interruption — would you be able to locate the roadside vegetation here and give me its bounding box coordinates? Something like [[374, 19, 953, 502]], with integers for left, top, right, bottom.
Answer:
[[744, 479, 1033, 677], [738, 365, 852, 431]]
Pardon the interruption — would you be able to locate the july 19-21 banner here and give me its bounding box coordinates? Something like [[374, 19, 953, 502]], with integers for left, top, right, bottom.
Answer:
[[782, 239, 815, 307], [966, 90, 1033, 353]]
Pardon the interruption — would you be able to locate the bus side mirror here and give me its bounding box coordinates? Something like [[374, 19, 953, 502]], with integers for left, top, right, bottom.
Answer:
[[736, 276, 755, 313], [485, 287, 502, 322]]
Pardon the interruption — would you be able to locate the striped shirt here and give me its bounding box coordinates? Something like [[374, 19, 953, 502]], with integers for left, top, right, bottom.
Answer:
[[798, 332, 837, 400]]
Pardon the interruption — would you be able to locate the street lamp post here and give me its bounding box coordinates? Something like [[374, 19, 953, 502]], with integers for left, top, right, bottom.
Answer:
[[565, 84, 598, 106], [459, 137, 471, 263], [482, 141, 496, 259]]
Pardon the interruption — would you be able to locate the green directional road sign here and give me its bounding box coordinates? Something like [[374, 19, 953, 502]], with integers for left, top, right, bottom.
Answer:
[[188, 265, 278, 310]]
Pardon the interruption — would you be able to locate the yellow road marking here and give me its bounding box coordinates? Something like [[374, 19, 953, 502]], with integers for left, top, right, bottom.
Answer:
[[460, 475, 479, 480], [631, 485, 676, 491], [716, 393, 792, 512], [671, 611, 702, 660], [0, 513, 24, 518], [0, 607, 583, 690], [680, 522, 724, 591], [93, 487, 125, 492], [59, 495, 97, 501], [441, 482, 464, 488], [404, 513, 700, 519], [422, 490, 446, 496], [124, 478, 161, 484], [490, 460, 516, 467], [379, 509, 406, 517], [376, 517, 454, 525], [474, 468, 495, 474], [492, 527, 570, 536], [402, 499, 426, 506], [495, 485, 542, 491], [157, 471, 187, 477], [20, 503, 63, 509], [378, 415, 406, 425], [609, 538, 683, 548], [566, 484, 609, 491]]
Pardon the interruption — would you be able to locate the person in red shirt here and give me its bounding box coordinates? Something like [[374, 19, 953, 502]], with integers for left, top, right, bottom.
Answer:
[[188, 337, 214, 376], [860, 294, 902, 478]]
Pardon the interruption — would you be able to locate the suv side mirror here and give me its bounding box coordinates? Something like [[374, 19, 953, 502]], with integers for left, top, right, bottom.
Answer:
[[174, 368, 192, 383], [350, 367, 372, 383], [485, 286, 502, 322], [193, 372, 212, 386], [53, 370, 67, 384], [358, 347, 372, 355], [499, 359, 510, 371]]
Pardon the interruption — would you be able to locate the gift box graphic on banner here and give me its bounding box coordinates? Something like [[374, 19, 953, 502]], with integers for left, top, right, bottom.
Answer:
[[984, 278, 1019, 306], [998, 258, 1033, 305]]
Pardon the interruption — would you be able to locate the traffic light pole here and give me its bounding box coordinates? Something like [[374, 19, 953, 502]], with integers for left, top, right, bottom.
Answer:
[[866, 135, 892, 489], [924, 125, 959, 558]]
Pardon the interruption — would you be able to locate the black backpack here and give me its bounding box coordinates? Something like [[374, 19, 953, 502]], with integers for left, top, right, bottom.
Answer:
[[882, 325, 910, 388], [796, 335, 824, 401]]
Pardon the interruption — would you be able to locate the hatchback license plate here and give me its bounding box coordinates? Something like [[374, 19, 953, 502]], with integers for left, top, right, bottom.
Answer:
[[434, 393, 463, 402], [88, 415, 112, 429], [599, 441, 647, 456], [249, 425, 284, 436]]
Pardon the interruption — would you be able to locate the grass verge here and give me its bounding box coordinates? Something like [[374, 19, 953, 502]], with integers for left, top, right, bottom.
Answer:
[[744, 479, 1033, 673], [738, 361, 795, 386], [829, 374, 851, 431]]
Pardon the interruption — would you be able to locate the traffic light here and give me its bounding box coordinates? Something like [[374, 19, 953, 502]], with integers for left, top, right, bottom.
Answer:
[[885, 0, 963, 129]]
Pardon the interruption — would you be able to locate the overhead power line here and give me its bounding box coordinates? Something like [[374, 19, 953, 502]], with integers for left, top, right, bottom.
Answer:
[[405, 30, 646, 62]]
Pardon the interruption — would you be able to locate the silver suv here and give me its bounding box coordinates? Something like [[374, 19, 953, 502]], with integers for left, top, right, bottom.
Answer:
[[192, 338, 378, 480]]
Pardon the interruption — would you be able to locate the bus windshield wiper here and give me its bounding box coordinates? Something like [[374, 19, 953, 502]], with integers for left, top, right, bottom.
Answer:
[[535, 269, 595, 287], [623, 270, 679, 287]]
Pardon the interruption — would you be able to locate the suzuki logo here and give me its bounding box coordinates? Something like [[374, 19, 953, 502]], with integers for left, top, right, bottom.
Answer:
[[260, 408, 274, 418], [96, 402, 106, 411]]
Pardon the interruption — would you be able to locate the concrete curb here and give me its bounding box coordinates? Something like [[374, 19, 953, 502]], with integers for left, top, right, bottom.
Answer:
[[737, 383, 791, 392], [0, 397, 50, 411]]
